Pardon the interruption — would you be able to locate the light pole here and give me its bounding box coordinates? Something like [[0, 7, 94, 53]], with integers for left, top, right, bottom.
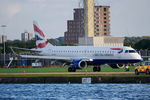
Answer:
[[1, 25, 7, 67]]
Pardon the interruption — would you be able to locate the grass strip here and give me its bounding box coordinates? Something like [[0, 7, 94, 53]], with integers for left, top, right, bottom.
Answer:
[[0, 66, 136, 73]]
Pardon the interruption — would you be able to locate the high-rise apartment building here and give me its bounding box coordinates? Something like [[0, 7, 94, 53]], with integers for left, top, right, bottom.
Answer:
[[0, 35, 1, 43], [94, 6, 110, 36], [64, 6, 110, 44], [64, 8, 85, 44], [0, 35, 7, 43], [21, 31, 33, 41]]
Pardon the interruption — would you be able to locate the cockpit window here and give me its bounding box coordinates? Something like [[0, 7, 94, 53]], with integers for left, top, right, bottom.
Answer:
[[125, 50, 136, 53], [129, 50, 136, 53]]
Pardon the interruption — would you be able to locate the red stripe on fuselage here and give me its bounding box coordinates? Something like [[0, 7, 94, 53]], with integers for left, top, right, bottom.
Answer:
[[111, 48, 123, 50], [37, 41, 49, 48], [33, 24, 45, 37]]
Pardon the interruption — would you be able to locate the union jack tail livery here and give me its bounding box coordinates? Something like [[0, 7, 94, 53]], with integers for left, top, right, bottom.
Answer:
[[33, 21, 52, 49]]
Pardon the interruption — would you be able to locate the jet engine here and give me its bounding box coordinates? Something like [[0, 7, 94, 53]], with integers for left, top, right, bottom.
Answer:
[[71, 60, 87, 69], [109, 64, 125, 69]]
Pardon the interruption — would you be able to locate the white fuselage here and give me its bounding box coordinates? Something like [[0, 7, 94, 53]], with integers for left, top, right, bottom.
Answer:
[[41, 46, 142, 64]]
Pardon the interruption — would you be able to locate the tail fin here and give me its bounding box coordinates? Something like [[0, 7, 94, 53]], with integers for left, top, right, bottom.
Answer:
[[33, 21, 52, 49]]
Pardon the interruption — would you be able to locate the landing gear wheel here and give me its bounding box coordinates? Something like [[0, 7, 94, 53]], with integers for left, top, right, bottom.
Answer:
[[93, 67, 97, 72], [93, 66, 101, 72], [68, 67, 76, 72], [97, 67, 101, 72], [146, 69, 150, 75], [135, 70, 139, 75], [125, 66, 130, 72]]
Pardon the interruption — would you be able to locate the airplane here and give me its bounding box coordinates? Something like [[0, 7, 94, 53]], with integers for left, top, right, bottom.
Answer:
[[20, 21, 143, 72]]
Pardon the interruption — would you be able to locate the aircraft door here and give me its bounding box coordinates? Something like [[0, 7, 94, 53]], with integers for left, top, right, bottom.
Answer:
[[116, 50, 124, 59], [117, 53, 122, 58]]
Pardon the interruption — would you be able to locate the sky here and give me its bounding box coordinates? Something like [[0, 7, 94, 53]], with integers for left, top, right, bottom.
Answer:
[[0, 0, 150, 40]]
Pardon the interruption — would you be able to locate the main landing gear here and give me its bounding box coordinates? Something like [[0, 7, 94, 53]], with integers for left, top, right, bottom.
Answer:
[[68, 66, 101, 72], [68, 67, 76, 72], [93, 66, 101, 72]]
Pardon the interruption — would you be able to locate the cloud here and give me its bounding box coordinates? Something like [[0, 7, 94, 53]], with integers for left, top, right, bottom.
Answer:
[[0, 2, 22, 19], [29, 0, 48, 8], [6, 3, 22, 17]]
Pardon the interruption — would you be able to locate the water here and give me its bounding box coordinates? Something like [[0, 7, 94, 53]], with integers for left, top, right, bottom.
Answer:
[[0, 84, 150, 100]]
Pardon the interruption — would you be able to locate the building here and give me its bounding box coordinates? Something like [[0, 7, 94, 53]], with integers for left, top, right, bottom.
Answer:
[[0, 35, 7, 43], [21, 31, 33, 41], [78, 36, 124, 46], [84, 0, 94, 37], [64, 8, 85, 44], [64, 6, 110, 44], [94, 6, 110, 36], [0, 35, 2, 43]]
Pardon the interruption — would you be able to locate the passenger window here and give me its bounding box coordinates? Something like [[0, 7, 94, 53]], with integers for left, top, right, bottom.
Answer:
[[125, 50, 128, 53]]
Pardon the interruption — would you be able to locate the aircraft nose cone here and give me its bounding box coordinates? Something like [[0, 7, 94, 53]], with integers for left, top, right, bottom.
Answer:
[[140, 57, 143, 61], [137, 54, 143, 61]]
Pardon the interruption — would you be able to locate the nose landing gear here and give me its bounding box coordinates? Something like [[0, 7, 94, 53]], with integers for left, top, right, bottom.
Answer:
[[125, 65, 130, 72]]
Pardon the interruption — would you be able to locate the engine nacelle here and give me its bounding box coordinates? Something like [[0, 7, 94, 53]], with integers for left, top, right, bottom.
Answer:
[[109, 64, 125, 69], [71, 60, 87, 69]]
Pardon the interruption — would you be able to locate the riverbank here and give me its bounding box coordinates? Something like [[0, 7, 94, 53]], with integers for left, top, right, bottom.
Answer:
[[0, 72, 150, 83]]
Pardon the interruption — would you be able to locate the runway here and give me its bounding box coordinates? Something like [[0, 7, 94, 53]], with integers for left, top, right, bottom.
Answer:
[[0, 72, 149, 78]]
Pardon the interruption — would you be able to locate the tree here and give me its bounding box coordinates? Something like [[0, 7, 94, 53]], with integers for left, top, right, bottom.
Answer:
[[124, 42, 134, 47], [0, 40, 36, 54], [134, 39, 150, 50]]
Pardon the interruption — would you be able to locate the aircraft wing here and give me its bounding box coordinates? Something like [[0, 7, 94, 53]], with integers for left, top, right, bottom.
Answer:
[[10, 47, 42, 56], [20, 55, 73, 60], [20, 55, 91, 62], [10, 47, 41, 51]]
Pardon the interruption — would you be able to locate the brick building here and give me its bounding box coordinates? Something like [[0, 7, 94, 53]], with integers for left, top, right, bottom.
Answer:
[[64, 6, 110, 44], [64, 8, 84, 44]]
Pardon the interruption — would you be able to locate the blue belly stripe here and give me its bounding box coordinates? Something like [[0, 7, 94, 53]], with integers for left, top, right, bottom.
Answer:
[[88, 59, 141, 65]]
